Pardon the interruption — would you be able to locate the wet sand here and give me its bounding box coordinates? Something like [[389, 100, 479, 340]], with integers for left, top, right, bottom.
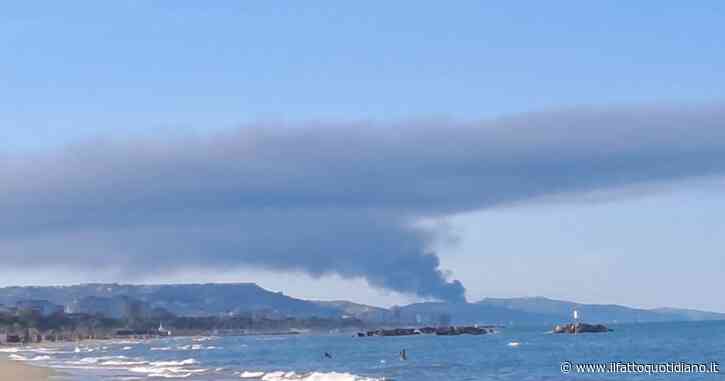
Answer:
[[0, 354, 56, 381]]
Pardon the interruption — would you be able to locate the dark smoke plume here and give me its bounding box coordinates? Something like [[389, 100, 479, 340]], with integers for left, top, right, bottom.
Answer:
[[2, 104, 725, 301]]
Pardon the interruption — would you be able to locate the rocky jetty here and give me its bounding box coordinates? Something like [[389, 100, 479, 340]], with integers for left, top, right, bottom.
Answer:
[[553, 322, 611, 334], [359, 325, 494, 337], [364, 328, 419, 337]]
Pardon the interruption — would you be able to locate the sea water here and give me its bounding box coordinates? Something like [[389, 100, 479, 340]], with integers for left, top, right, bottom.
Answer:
[[4, 321, 725, 380]]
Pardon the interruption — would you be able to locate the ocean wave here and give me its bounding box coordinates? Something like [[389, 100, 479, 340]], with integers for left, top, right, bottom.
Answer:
[[176, 344, 219, 351], [21, 347, 68, 354], [29, 355, 52, 361], [241, 371, 267, 378], [192, 336, 218, 342], [148, 374, 192, 379], [47, 364, 111, 371], [240, 370, 383, 381], [130, 363, 207, 379], [75, 355, 129, 364], [1, 347, 62, 354], [74, 346, 102, 353], [130, 366, 187, 373], [100, 360, 149, 366], [8, 354, 52, 361], [149, 358, 198, 366]]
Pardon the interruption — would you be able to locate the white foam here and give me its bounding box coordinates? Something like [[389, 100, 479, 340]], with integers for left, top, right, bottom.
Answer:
[[129, 366, 187, 374], [149, 358, 198, 366], [50, 364, 109, 371], [262, 371, 297, 380], [507, 341, 521, 347], [25, 347, 52, 353], [0, 348, 20, 353], [74, 346, 100, 353], [26, 347, 74, 354], [130, 363, 207, 379], [7, 354, 50, 361], [177, 344, 209, 350], [117, 340, 142, 344], [241, 371, 382, 381], [67, 355, 130, 366], [192, 336, 217, 342], [241, 371, 266, 378], [147, 372, 192, 379], [28, 355, 52, 361], [100, 360, 149, 366]]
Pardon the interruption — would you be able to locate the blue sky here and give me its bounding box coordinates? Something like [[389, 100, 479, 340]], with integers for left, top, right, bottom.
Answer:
[[3, 2, 724, 148], [2, 2, 724, 311]]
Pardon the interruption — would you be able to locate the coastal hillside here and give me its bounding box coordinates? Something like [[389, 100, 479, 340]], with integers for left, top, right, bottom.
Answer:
[[0, 283, 339, 318], [312, 300, 392, 322]]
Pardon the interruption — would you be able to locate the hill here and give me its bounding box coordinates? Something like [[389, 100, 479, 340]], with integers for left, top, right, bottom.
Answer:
[[313, 300, 392, 322], [0, 283, 339, 318]]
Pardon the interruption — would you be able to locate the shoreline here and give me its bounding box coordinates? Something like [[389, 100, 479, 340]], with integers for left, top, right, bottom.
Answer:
[[0, 353, 57, 381]]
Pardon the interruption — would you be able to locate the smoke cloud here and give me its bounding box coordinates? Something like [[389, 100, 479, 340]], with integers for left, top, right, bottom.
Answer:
[[2, 104, 725, 302]]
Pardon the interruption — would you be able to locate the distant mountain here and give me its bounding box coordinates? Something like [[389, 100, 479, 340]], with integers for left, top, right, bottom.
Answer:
[[477, 297, 725, 324], [650, 307, 725, 321]]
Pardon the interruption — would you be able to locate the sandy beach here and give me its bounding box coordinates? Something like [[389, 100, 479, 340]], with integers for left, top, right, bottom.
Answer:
[[0, 354, 56, 381]]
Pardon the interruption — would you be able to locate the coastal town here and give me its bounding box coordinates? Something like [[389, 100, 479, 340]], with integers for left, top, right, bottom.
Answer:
[[0, 295, 376, 345]]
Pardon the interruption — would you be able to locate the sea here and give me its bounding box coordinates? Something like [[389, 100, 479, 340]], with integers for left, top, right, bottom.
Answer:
[[2, 321, 724, 380]]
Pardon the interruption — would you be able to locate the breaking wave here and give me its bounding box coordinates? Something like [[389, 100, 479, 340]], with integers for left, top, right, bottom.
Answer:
[[8, 354, 52, 361], [240, 370, 383, 381], [149, 358, 198, 366]]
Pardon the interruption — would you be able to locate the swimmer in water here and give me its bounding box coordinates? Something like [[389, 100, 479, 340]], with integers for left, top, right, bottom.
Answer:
[[324, 352, 333, 359], [400, 349, 407, 361]]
